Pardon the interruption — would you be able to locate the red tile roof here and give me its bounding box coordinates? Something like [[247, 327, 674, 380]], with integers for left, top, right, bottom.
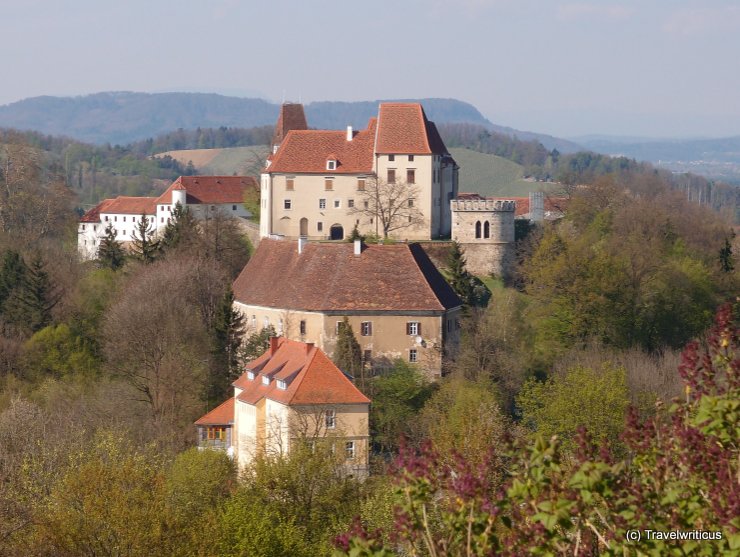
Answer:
[[194, 397, 235, 425], [375, 103, 448, 155], [232, 239, 462, 312], [487, 196, 569, 217], [81, 196, 158, 217], [156, 176, 258, 205], [267, 119, 377, 174], [232, 337, 370, 406], [271, 103, 308, 151], [80, 198, 116, 223]]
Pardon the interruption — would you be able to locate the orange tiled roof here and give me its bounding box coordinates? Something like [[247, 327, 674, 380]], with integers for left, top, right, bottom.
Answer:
[[267, 119, 377, 174], [232, 239, 462, 313], [231, 337, 370, 406], [98, 196, 158, 216], [487, 196, 569, 217], [375, 103, 448, 155], [194, 397, 234, 425], [156, 176, 258, 205], [80, 198, 116, 223]]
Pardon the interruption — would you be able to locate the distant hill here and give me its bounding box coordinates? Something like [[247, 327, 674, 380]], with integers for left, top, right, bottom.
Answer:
[[451, 148, 559, 197], [576, 135, 740, 184], [0, 91, 582, 153]]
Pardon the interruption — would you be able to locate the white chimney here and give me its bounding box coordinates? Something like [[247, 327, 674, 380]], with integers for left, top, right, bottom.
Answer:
[[298, 236, 307, 254], [346, 126, 353, 141], [354, 239, 362, 256]]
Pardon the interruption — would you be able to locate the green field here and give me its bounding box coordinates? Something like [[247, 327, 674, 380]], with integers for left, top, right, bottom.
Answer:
[[200, 146, 269, 175], [450, 147, 559, 197]]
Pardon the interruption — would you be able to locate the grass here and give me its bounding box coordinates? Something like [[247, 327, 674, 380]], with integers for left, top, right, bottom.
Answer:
[[154, 146, 269, 175], [450, 147, 559, 197]]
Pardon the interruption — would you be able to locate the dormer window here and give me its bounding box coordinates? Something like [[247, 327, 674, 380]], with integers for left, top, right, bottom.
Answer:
[[277, 379, 287, 390], [262, 375, 270, 386], [326, 159, 337, 170], [247, 371, 255, 380]]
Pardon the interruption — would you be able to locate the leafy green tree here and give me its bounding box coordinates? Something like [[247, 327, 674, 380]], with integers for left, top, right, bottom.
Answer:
[[130, 212, 159, 263], [159, 202, 198, 254], [517, 363, 630, 454], [96, 222, 126, 270], [22, 324, 99, 380], [241, 325, 276, 361], [333, 317, 362, 379], [365, 360, 435, 453]]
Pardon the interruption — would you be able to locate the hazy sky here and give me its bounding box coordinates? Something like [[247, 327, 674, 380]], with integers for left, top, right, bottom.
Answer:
[[3, 0, 740, 138]]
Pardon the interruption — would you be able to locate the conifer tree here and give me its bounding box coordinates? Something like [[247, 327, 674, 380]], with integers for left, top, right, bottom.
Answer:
[[96, 223, 126, 270], [446, 241, 475, 306], [160, 203, 198, 254], [347, 224, 363, 242], [208, 287, 246, 403], [130, 213, 159, 263], [4, 253, 58, 333], [241, 325, 276, 361], [0, 250, 27, 312], [333, 317, 362, 379], [719, 235, 735, 273]]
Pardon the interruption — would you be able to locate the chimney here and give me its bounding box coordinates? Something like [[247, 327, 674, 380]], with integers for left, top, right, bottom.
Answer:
[[346, 126, 353, 141], [269, 337, 279, 356], [298, 236, 307, 254], [354, 239, 362, 256], [305, 342, 314, 355], [530, 191, 544, 223]]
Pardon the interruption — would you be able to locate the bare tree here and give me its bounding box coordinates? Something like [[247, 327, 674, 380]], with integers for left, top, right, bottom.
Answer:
[[350, 175, 424, 238]]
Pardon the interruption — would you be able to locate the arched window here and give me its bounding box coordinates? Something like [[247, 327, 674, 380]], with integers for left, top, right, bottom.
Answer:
[[475, 221, 482, 239], [484, 221, 490, 239]]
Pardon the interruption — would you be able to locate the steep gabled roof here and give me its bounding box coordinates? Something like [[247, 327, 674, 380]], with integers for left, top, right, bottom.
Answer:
[[156, 176, 258, 205], [268, 119, 377, 174], [231, 337, 370, 406], [232, 239, 462, 312], [194, 397, 235, 426], [271, 103, 308, 152], [375, 103, 449, 155]]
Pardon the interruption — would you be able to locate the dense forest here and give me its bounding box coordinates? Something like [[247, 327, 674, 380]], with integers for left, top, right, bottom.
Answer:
[[0, 121, 738, 555]]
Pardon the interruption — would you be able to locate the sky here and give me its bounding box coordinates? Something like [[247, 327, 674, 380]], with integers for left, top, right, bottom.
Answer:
[[2, 0, 740, 139]]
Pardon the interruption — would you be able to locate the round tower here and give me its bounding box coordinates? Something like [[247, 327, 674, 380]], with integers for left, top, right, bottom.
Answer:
[[450, 198, 516, 281], [172, 182, 187, 207]]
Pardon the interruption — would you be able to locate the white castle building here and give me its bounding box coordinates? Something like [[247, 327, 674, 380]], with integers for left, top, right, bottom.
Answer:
[[77, 176, 257, 259]]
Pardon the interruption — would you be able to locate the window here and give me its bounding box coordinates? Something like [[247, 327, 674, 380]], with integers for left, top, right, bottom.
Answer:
[[475, 221, 482, 239], [408, 155, 414, 162], [325, 179, 334, 191], [406, 322, 421, 336], [114, 216, 117, 222], [277, 379, 287, 390], [408, 198, 414, 208], [387, 169, 396, 183], [81, 225, 85, 231], [263, 316, 269, 328], [317, 222, 323, 232], [93, 225, 97, 231], [348, 199, 354, 208], [388, 154, 395, 162], [360, 321, 372, 336], [319, 198, 326, 209], [251, 315, 256, 328], [132, 217, 136, 222], [363, 200, 369, 209], [286, 178, 295, 191], [407, 169, 415, 184], [207, 426, 226, 441], [123, 216, 126, 222], [484, 221, 490, 239], [447, 319, 452, 332], [300, 320, 306, 335], [345, 441, 355, 459], [262, 375, 270, 385], [168, 206, 172, 212], [409, 349, 418, 363], [247, 370, 255, 380], [357, 178, 365, 191], [334, 199, 341, 209], [232, 204, 237, 210], [327, 160, 337, 170], [161, 217, 164, 223], [104, 216, 109, 222], [277, 318, 284, 335], [284, 199, 292, 210], [326, 409, 336, 429]]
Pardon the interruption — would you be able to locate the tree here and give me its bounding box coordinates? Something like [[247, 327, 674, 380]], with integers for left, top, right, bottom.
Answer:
[[350, 176, 424, 238], [719, 234, 735, 273], [96, 222, 126, 270], [199, 211, 252, 278], [3, 253, 59, 334], [130, 212, 159, 263], [208, 286, 246, 403], [446, 241, 475, 306], [241, 325, 276, 361], [159, 202, 198, 254], [0, 249, 26, 312], [333, 317, 362, 380]]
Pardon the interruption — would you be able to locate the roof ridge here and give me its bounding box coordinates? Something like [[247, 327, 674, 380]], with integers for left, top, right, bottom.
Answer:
[[417, 104, 431, 153]]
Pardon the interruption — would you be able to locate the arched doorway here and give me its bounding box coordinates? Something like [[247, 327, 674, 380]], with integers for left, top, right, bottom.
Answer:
[[330, 224, 344, 240], [299, 217, 308, 236]]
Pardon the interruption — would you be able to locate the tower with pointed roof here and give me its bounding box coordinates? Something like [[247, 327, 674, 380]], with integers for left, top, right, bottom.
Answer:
[[260, 102, 458, 241]]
